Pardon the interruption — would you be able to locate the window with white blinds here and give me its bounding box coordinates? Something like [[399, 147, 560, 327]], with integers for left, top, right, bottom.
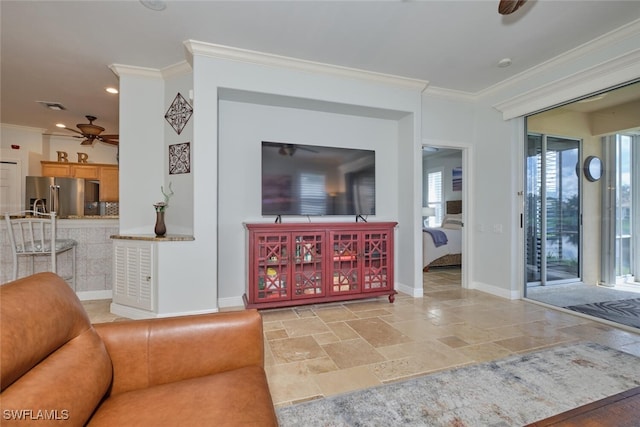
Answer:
[[299, 173, 326, 215], [426, 169, 444, 227]]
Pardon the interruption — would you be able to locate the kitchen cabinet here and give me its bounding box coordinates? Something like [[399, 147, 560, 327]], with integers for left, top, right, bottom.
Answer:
[[113, 240, 155, 311], [99, 166, 119, 202], [70, 164, 99, 179], [244, 222, 397, 309], [41, 162, 71, 177], [40, 161, 119, 202]]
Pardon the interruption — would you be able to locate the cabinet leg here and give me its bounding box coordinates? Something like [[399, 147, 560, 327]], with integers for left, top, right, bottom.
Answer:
[[388, 293, 395, 303]]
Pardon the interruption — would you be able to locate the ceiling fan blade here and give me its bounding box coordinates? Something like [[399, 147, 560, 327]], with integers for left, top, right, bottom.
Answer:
[[97, 135, 119, 145], [498, 0, 526, 15], [80, 139, 94, 146]]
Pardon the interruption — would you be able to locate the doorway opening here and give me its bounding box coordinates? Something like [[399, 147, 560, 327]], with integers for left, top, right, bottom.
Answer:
[[422, 146, 465, 292]]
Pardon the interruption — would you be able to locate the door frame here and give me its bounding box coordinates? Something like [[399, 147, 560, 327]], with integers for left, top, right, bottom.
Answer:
[[421, 138, 472, 290], [523, 132, 583, 292], [0, 151, 23, 213]]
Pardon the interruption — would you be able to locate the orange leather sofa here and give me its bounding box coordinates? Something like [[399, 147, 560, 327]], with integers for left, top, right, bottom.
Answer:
[[0, 273, 278, 426]]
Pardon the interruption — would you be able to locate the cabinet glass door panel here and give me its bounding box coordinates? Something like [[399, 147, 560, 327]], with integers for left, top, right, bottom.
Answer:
[[256, 234, 289, 301], [293, 232, 324, 299], [330, 232, 360, 294], [363, 231, 390, 291]]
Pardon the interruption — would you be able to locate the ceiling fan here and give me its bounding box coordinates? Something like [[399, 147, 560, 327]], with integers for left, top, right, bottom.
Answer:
[[61, 115, 119, 146], [498, 0, 527, 15], [263, 141, 318, 157]]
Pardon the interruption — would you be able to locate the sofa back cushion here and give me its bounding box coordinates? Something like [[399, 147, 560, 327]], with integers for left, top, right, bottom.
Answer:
[[1, 273, 112, 426]]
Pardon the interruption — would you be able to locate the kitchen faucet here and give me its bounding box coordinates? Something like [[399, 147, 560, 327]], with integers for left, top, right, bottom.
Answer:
[[32, 199, 47, 214]]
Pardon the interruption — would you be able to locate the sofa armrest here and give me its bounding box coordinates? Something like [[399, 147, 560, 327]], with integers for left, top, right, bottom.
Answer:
[[94, 309, 264, 396]]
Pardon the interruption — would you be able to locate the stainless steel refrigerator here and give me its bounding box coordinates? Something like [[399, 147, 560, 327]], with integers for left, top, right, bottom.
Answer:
[[25, 176, 99, 218]]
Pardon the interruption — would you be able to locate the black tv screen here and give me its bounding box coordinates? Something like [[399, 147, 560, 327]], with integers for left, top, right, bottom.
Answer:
[[261, 142, 376, 216]]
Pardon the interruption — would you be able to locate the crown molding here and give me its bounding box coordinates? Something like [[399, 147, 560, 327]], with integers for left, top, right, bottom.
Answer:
[[494, 48, 640, 120], [423, 86, 476, 102], [481, 18, 640, 102], [1, 123, 47, 134], [109, 64, 163, 79], [162, 60, 192, 79], [184, 40, 428, 92]]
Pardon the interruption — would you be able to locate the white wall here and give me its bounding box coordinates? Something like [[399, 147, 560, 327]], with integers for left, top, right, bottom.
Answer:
[[187, 41, 424, 309], [218, 99, 399, 300], [163, 69, 194, 235]]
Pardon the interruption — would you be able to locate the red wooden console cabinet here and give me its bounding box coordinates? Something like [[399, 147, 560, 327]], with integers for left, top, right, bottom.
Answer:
[[244, 222, 398, 309]]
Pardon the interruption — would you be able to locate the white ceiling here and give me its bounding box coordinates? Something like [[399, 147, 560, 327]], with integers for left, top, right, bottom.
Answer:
[[2, 1, 640, 138]]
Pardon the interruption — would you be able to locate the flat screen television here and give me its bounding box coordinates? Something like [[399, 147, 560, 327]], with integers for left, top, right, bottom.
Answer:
[[261, 141, 376, 216]]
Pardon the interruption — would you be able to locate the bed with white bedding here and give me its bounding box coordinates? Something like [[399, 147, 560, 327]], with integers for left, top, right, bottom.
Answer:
[[422, 200, 462, 271]]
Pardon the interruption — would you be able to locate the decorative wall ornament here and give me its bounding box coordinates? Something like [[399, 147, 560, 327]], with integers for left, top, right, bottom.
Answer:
[[169, 142, 191, 174], [165, 92, 193, 135]]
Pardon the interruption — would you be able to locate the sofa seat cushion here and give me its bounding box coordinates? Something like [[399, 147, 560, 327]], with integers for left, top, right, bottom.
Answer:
[[87, 366, 277, 427]]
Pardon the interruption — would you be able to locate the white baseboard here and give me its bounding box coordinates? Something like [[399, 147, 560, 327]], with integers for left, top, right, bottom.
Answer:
[[76, 290, 112, 301], [395, 282, 424, 298], [110, 302, 219, 320], [217, 296, 245, 309], [470, 281, 521, 300]]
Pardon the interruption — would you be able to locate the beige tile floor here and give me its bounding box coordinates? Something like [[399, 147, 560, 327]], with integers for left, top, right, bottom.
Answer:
[[83, 267, 640, 408]]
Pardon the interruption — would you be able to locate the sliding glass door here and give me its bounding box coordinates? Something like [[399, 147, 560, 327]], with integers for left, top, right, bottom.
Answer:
[[601, 134, 639, 286], [526, 134, 581, 287]]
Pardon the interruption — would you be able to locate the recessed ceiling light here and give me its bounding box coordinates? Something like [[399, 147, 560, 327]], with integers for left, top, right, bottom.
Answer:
[[56, 123, 66, 128], [498, 58, 512, 68], [140, 0, 166, 11], [105, 87, 119, 94]]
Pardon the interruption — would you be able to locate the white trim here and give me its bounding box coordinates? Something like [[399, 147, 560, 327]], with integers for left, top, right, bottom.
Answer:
[[184, 40, 428, 91], [76, 290, 112, 301], [470, 281, 521, 300], [420, 19, 640, 105], [111, 302, 219, 319], [109, 64, 164, 79], [421, 139, 473, 291], [494, 49, 640, 119], [423, 86, 476, 102], [217, 296, 245, 309], [0, 123, 47, 134], [161, 60, 192, 79], [484, 18, 640, 101], [396, 282, 423, 298]]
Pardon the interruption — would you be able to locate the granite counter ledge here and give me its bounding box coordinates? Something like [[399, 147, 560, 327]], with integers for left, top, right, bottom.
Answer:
[[110, 234, 195, 242]]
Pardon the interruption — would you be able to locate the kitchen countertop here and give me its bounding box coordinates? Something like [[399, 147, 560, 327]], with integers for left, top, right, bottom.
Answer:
[[111, 234, 194, 241], [65, 215, 119, 219]]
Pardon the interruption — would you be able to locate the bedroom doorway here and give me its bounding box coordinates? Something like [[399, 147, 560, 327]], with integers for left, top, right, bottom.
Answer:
[[422, 146, 465, 290]]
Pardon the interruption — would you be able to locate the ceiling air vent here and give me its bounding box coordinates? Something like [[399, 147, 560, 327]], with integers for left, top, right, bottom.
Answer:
[[36, 101, 66, 111]]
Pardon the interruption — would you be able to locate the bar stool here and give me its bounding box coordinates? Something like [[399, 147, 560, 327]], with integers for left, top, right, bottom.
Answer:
[[4, 210, 77, 288]]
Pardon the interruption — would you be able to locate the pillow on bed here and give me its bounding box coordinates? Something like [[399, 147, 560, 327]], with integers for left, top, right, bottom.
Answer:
[[442, 214, 463, 229]]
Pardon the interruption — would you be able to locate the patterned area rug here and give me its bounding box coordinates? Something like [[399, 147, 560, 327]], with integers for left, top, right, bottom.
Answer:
[[566, 298, 640, 329], [276, 342, 640, 427]]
